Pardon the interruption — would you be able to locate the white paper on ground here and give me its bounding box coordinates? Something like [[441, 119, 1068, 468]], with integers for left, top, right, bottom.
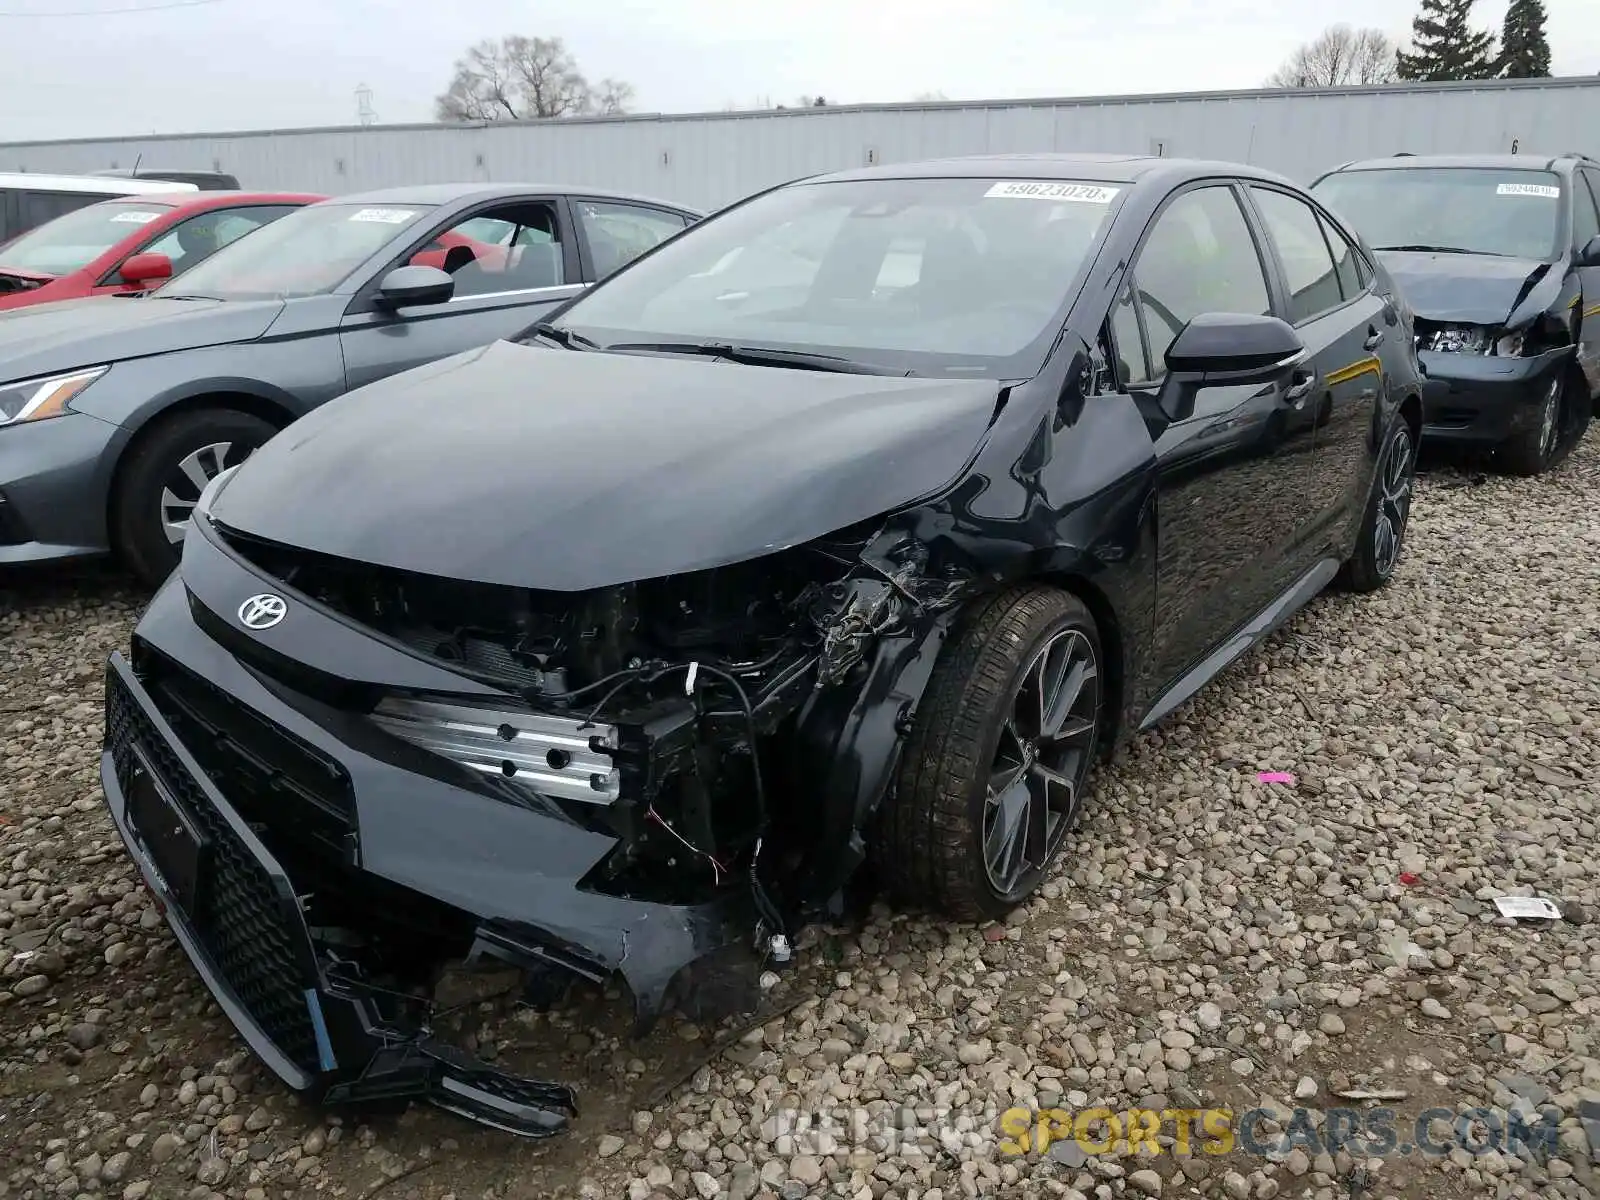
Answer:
[[1493, 895, 1563, 920]]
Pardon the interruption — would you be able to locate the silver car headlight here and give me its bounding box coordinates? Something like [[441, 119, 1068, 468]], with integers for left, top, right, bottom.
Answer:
[[0, 367, 108, 426], [1422, 326, 1524, 357]]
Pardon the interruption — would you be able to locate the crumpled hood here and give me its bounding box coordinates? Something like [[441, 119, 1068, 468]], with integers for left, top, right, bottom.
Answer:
[[0, 295, 283, 383], [1376, 250, 1555, 326], [211, 339, 1003, 591]]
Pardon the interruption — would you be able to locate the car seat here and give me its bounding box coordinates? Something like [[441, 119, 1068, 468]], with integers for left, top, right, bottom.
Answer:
[[441, 243, 476, 274], [169, 219, 222, 274], [502, 242, 563, 289]]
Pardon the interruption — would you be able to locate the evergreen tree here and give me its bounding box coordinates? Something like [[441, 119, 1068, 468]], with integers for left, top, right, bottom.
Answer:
[[1499, 0, 1552, 78], [1396, 0, 1497, 82]]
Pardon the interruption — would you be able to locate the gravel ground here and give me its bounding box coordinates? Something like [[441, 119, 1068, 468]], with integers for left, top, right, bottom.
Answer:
[[2, 434, 1598, 1200]]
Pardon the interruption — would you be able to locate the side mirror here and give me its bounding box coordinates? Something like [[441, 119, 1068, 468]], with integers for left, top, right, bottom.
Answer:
[[1577, 234, 1600, 268], [374, 265, 453, 309], [1157, 312, 1306, 422], [120, 252, 173, 288]]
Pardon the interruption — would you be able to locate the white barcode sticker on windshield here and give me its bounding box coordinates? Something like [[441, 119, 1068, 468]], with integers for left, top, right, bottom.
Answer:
[[985, 181, 1121, 203], [348, 207, 417, 223], [110, 211, 162, 224], [1497, 183, 1559, 198]]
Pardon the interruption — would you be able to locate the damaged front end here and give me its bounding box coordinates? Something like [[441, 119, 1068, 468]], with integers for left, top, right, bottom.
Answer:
[[101, 507, 981, 1135]]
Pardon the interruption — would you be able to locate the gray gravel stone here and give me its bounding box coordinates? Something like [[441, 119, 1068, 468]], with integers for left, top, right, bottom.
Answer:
[[2, 439, 1599, 1200]]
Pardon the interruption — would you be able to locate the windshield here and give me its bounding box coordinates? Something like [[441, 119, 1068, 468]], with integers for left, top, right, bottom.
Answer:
[[157, 201, 435, 300], [548, 176, 1125, 377], [1312, 167, 1564, 261], [0, 199, 175, 276]]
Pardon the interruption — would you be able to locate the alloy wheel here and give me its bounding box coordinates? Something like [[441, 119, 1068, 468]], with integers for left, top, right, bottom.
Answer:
[[1372, 424, 1415, 578], [1537, 377, 1561, 463], [158, 441, 249, 544], [982, 628, 1100, 896]]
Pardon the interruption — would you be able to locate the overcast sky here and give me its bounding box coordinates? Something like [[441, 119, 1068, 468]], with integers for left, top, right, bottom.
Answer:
[[1, 0, 1596, 142]]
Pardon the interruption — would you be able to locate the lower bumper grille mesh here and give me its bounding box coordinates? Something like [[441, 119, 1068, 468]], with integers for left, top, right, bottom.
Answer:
[[106, 669, 321, 1072]]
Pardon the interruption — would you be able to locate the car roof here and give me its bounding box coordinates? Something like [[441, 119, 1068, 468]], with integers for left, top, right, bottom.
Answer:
[[0, 172, 197, 195], [318, 182, 702, 214], [1321, 153, 1591, 176], [91, 168, 234, 178], [800, 152, 1300, 190], [95, 191, 328, 214]]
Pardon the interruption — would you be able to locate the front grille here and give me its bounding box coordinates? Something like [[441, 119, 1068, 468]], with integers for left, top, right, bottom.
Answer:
[[106, 669, 321, 1072], [137, 646, 357, 860]]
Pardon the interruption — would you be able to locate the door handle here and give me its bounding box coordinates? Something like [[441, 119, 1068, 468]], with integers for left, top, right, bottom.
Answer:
[[1283, 368, 1317, 406], [1364, 326, 1385, 351]]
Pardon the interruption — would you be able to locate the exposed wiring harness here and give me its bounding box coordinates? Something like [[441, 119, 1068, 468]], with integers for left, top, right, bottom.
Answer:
[[693, 662, 787, 938], [547, 656, 789, 937]]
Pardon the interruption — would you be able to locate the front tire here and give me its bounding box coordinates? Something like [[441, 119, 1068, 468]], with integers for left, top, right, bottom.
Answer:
[[1336, 412, 1415, 594], [875, 586, 1102, 921], [1497, 373, 1566, 477], [112, 408, 276, 587]]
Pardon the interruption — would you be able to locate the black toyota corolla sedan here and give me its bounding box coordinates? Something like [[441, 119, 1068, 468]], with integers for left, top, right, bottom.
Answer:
[[100, 154, 1423, 1135], [1312, 152, 1600, 475]]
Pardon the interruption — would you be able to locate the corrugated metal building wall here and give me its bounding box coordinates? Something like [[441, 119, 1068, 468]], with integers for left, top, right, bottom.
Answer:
[[4, 77, 1598, 212]]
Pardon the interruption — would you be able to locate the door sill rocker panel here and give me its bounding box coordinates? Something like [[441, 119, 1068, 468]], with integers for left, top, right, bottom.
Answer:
[[1139, 556, 1340, 731]]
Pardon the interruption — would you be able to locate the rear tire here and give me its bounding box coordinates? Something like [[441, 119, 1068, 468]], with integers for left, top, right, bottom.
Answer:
[[874, 586, 1102, 922], [1336, 411, 1416, 594], [112, 408, 276, 588]]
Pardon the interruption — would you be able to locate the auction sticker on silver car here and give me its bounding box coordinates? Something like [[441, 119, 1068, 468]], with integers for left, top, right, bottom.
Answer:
[[985, 181, 1121, 203], [1496, 183, 1560, 198]]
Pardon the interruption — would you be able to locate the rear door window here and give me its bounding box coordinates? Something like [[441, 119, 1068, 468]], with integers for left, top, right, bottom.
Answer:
[[1250, 187, 1345, 324], [1318, 213, 1366, 302], [576, 200, 690, 279]]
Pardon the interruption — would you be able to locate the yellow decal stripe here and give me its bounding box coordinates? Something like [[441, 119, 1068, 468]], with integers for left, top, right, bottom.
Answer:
[[1323, 356, 1383, 387]]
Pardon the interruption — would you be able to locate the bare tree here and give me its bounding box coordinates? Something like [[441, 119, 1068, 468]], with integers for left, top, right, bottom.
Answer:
[[1266, 25, 1399, 88], [434, 35, 633, 121], [435, 39, 524, 121], [912, 90, 950, 102], [507, 36, 591, 117], [592, 78, 636, 116]]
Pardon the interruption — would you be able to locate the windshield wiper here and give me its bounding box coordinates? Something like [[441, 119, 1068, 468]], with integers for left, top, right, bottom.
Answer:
[[524, 322, 598, 350], [601, 341, 908, 376], [1370, 244, 1509, 256]]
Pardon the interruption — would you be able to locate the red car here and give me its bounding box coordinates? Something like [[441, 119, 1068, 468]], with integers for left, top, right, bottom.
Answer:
[[0, 191, 325, 311]]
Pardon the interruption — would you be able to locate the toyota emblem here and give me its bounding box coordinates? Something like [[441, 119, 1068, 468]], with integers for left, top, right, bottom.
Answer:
[[237, 593, 287, 630]]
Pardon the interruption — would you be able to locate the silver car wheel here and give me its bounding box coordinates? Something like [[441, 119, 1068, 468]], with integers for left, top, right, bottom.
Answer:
[[159, 441, 239, 544]]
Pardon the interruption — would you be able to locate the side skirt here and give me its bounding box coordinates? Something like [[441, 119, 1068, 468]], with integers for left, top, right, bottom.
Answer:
[[1137, 556, 1341, 732]]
